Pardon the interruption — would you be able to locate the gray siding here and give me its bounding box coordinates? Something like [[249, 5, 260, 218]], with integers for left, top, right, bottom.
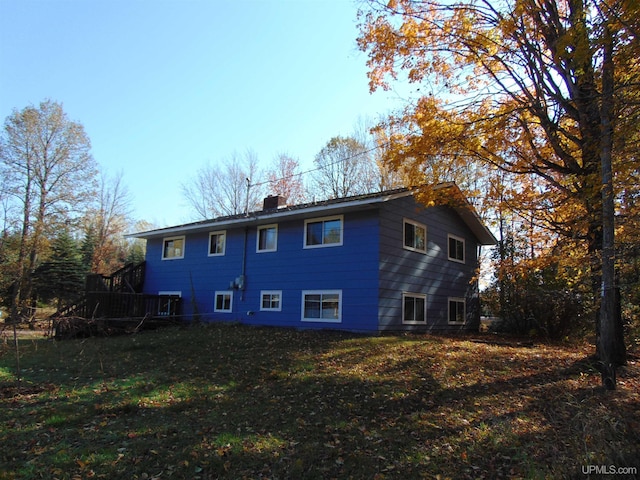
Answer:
[[378, 196, 480, 332]]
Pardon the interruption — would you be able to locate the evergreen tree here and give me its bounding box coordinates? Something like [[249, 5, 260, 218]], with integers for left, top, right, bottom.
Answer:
[[34, 230, 86, 309], [80, 224, 97, 272]]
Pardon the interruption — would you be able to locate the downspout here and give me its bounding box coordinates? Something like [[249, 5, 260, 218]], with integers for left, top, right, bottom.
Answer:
[[240, 226, 248, 302], [240, 177, 251, 302]]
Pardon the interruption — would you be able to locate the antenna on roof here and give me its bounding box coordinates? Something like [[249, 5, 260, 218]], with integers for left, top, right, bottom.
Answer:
[[244, 177, 251, 216]]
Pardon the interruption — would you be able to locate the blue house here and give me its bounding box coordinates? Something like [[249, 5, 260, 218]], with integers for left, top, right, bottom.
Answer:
[[129, 184, 496, 333]]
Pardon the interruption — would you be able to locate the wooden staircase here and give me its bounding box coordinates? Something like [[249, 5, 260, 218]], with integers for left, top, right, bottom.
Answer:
[[51, 262, 182, 338]]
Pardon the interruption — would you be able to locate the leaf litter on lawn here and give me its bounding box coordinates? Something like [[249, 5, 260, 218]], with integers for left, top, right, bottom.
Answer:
[[1, 324, 638, 479]]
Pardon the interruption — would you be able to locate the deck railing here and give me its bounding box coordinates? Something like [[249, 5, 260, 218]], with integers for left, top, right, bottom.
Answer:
[[79, 292, 182, 320]]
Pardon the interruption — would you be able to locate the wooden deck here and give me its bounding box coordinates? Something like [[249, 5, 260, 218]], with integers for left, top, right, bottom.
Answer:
[[50, 262, 183, 339]]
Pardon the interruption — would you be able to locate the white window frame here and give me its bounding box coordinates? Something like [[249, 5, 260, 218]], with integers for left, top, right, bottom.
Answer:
[[208, 230, 226, 256], [157, 291, 181, 316], [214, 291, 233, 313], [260, 290, 282, 311], [448, 234, 465, 263], [301, 290, 342, 323], [303, 215, 344, 249], [402, 292, 427, 324], [448, 297, 466, 324], [256, 224, 278, 253], [403, 218, 427, 253], [162, 235, 185, 260]]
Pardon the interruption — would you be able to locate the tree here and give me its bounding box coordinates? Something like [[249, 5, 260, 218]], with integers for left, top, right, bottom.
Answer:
[[358, 0, 640, 386], [82, 170, 133, 274], [182, 151, 265, 219], [33, 229, 85, 310], [0, 100, 97, 323], [266, 153, 307, 205], [311, 136, 375, 199]]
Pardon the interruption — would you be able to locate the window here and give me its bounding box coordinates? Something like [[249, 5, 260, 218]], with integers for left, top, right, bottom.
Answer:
[[261, 290, 282, 311], [257, 224, 278, 252], [209, 231, 226, 256], [157, 291, 181, 316], [304, 215, 343, 248], [403, 219, 426, 253], [214, 291, 233, 313], [448, 298, 466, 324], [301, 290, 342, 322], [448, 234, 465, 263], [403, 293, 427, 324], [162, 236, 185, 260]]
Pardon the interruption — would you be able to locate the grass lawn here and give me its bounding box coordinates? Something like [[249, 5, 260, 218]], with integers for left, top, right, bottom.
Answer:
[[1, 323, 639, 479]]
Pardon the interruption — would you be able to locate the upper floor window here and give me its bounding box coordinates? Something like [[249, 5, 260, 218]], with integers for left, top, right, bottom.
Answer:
[[403, 219, 426, 253], [257, 224, 278, 252], [448, 234, 465, 263], [304, 215, 343, 248], [162, 236, 185, 260], [448, 297, 466, 324], [209, 231, 226, 256]]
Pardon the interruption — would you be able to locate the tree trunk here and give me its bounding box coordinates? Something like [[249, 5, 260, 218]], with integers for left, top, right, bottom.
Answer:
[[599, 24, 625, 389]]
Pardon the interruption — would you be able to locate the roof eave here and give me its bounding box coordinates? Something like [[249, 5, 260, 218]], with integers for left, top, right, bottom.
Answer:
[[127, 191, 412, 240]]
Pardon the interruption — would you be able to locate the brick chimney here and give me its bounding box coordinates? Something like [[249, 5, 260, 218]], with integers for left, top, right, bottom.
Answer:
[[263, 195, 287, 210]]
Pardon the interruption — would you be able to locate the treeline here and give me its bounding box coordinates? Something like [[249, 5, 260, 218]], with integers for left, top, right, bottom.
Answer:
[[357, 0, 640, 383], [0, 100, 146, 324]]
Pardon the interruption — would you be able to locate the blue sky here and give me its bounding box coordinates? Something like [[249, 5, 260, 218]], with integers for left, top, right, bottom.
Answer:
[[1, 0, 410, 228]]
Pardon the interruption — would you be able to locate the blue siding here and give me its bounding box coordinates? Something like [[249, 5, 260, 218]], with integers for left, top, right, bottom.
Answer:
[[143, 210, 380, 332], [142, 193, 484, 333]]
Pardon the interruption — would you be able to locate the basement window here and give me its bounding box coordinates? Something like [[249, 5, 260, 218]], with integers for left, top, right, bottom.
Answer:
[[214, 291, 233, 313], [261, 291, 282, 311], [301, 290, 342, 322], [448, 298, 466, 324], [402, 293, 427, 324]]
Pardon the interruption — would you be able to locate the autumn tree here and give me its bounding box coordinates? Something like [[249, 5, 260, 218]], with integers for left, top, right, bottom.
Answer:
[[358, 0, 640, 385], [0, 100, 97, 323], [266, 153, 307, 205], [182, 150, 265, 220]]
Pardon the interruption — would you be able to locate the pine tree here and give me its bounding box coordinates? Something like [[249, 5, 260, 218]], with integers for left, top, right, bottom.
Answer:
[[34, 230, 86, 309]]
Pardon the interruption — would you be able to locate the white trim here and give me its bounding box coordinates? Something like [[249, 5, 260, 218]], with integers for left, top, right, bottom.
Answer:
[[256, 224, 278, 253], [214, 291, 233, 313], [260, 290, 282, 311], [402, 292, 427, 324], [303, 215, 344, 249], [162, 235, 185, 260], [448, 234, 465, 263], [301, 290, 342, 323], [448, 297, 466, 324], [403, 218, 427, 253], [208, 230, 226, 256]]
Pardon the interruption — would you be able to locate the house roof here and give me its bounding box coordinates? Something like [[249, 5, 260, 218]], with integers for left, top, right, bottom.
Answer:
[[128, 184, 497, 245]]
